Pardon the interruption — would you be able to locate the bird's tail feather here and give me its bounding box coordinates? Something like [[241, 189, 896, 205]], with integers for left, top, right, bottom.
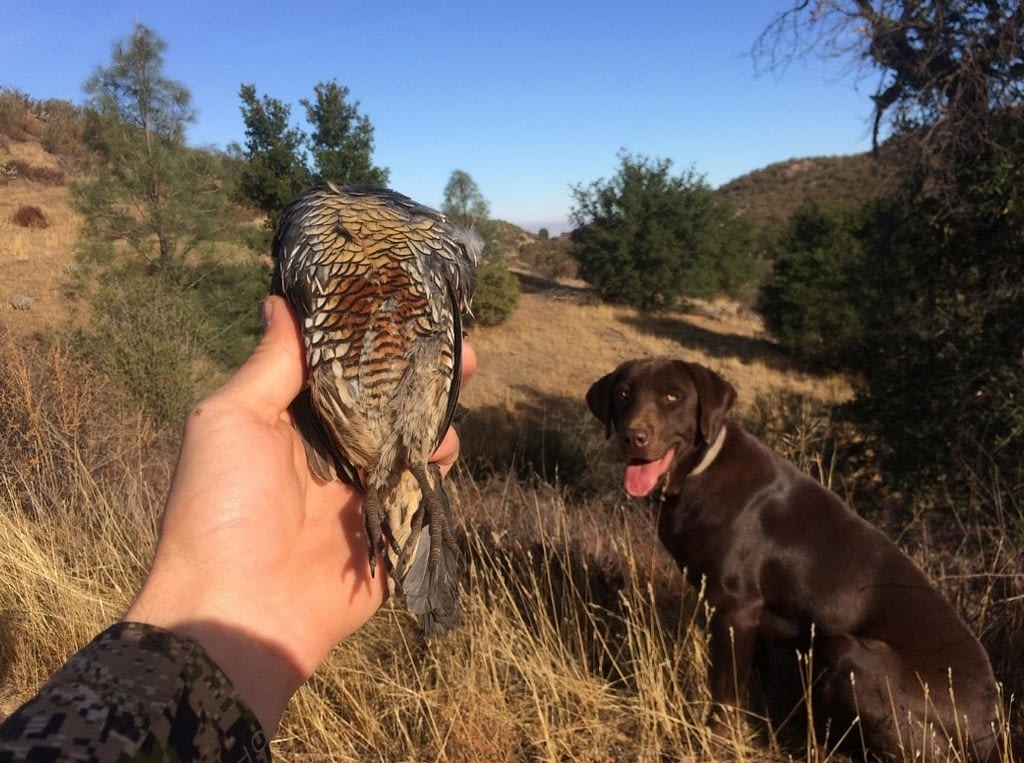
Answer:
[[401, 480, 460, 637], [403, 523, 459, 636]]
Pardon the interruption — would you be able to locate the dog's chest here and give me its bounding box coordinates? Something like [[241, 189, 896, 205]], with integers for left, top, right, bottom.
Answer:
[[653, 492, 739, 583]]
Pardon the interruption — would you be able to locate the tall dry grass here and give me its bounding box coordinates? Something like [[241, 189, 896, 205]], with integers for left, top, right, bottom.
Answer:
[[0, 331, 167, 703], [1, 327, 1020, 760]]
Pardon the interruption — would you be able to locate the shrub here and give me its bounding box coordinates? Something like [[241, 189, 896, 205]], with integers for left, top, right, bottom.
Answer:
[[571, 151, 755, 310], [0, 87, 34, 141], [848, 186, 1024, 494], [3, 159, 65, 185], [74, 268, 209, 424], [184, 254, 269, 368], [469, 260, 520, 327], [757, 201, 867, 369], [11, 205, 48, 229], [38, 98, 90, 170], [518, 236, 577, 280]]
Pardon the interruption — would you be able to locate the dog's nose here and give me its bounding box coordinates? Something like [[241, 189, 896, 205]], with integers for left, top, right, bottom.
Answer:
[[623, 428, 649, 450]]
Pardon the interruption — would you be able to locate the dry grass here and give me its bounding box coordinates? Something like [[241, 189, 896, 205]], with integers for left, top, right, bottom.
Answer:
[[2, 324, 1020, 760], [0, 331, 166, 710], [462, 289, 853, 421], [0, 139, 81, 338]]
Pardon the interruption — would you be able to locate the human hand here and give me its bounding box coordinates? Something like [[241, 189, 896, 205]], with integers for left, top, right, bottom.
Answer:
[[123, 295, 475, 733]]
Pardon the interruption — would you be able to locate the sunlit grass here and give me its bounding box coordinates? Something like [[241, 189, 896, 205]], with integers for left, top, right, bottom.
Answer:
[[2, 326, 1020, 760]]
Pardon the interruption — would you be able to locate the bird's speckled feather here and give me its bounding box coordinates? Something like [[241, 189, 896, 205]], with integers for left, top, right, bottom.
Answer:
[[270, 183, 480, 635]]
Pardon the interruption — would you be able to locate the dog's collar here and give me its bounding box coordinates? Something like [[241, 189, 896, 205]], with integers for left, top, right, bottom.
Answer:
[[689, 426, 727, 477]]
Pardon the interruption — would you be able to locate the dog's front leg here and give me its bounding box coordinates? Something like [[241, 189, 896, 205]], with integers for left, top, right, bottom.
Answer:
[[706, 599, 762, 736]]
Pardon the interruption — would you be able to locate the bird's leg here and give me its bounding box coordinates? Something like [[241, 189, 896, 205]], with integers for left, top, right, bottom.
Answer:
[[362, 485, 385, 578], [408, 463, 460, 571], [399, 464, 460, 634], [394, 497, 426, 572]]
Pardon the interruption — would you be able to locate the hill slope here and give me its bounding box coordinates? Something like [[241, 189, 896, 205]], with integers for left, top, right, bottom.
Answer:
[[718, 152, 899, 232]]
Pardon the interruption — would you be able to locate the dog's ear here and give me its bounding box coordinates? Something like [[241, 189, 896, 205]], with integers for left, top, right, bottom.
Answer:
[[681, 362, 736, 442], [586, 365, 626, 438]]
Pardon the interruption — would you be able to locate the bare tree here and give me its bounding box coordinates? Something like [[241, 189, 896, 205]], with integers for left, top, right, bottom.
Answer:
[[755, 1, 1024, 189], [754, 1, 1024, 492]]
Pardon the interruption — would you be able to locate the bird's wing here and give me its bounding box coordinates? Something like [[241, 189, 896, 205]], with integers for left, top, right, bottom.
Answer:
[[289, 387, 361, 487], [435, 280, 464, 451], [270, 189, 368, 486]]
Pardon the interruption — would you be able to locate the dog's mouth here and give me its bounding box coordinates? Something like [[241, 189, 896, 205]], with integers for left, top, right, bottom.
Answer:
[[624, 446, 677, 497]]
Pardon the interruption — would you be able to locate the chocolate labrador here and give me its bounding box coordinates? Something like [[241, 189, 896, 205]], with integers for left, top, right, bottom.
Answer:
[[587, 358, 1001, 760]]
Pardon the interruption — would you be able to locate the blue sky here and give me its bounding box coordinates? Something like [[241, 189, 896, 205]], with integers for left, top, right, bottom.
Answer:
[[4, 1, 878, 233]]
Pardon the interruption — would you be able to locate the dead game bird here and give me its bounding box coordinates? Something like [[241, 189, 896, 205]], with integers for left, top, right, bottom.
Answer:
[[270, 183, 480, 636]]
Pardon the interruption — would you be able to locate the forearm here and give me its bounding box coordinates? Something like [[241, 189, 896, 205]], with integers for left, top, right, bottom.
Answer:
[[0, 622, 270, 762]]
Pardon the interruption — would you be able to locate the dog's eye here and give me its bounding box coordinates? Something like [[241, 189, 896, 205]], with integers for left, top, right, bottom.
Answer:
[[616, 385, 631, 400], [664, 391, 681, 404]]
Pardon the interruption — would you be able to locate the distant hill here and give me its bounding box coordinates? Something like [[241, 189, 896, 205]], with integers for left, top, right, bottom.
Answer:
[[717, 152, 900, 234], [494, 154, 904, 280]]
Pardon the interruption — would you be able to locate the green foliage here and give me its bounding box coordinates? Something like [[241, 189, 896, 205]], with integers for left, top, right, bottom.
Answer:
[[470, 259, 520, 327], [0, 87, 35, 140], [754, 3, 1024, 503], [237, 81, 389, 228], [72, 24, 235, 271], [237, 84, 310, 226], [71, 257, 266, 425], [570, 151, 755, 310], [75, 265, 207, 424], [37, 99, 85, 161], [470, 219, 520, 327], [60, 24, 266, 423], [758, 202, 867, 368], [849, 166, 1024, 491], [442, 170, 490, 227], [301, 80, 389, 187], [184, 255, 269, 369], [84, 24, 192, 137], [760, 132, 1024, 495], [439, 171, 520, 327]]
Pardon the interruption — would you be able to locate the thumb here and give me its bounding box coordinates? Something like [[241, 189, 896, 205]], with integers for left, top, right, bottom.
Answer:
[[216, 296, 307, 415]]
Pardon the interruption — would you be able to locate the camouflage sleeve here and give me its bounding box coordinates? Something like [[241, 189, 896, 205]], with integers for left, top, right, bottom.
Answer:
[[0, 622, 270, 762]]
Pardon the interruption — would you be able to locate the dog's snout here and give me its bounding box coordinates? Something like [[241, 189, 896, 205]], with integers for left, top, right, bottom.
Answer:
[[623, 427, 649, 450]]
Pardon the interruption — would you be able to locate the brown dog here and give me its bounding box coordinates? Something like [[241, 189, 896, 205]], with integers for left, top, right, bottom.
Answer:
[[587, 357, 1001, 760]]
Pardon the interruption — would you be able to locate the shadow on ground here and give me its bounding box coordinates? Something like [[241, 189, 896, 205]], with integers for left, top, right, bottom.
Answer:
[[458, 384, 619, 499], [617, 311, 796, 372], [511, 271, 594, 302]]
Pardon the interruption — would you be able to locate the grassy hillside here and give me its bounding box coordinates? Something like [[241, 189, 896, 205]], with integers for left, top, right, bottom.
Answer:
[[718, 151, 900, 234], [2, 99, 1021, 761]]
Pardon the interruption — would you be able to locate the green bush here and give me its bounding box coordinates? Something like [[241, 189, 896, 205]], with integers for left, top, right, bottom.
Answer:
[[848, 184, 1024, 492], [570, 151, 755, 310], [757, 201, 867, 369], [72, 255, 267, 425], [0, 87, 33, 140], [76, 267, 209, 424], [185, 255, 269, 368], [758, 132, 1024, 500], [470, 261, 520, 327]]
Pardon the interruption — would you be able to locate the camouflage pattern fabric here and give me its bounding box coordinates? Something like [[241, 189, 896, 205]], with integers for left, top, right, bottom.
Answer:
[[0, 622, 269, 762]]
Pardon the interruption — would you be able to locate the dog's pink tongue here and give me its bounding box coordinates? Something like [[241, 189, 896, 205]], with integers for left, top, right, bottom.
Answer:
[[624, 448, 676, 497]]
